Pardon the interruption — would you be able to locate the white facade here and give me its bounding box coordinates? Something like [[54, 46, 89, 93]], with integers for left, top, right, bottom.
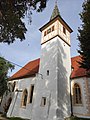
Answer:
[[7, 77, 37, 119], [7, 38, 71, 120]]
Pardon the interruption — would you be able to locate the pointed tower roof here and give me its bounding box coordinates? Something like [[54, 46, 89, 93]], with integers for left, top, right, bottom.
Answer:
[[50, 4, 60, 21], [40, 3, 73, 33]]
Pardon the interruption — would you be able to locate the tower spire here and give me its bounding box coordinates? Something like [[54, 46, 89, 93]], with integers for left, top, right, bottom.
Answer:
[[50, 1, 60, 21]]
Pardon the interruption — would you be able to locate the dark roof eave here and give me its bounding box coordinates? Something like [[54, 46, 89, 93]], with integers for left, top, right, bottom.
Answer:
[[70, 75, 89, 79], [39, 15, 73, 33]]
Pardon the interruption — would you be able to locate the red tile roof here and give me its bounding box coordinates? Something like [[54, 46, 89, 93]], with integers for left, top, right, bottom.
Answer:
[[9, 58, 40, 80], [9, 56, 88, 80], [71, 56, 87, 79]]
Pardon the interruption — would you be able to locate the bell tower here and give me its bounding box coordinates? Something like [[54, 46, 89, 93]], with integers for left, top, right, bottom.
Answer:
[[40, 3, 72, 46], [32, 4, 73, 120]]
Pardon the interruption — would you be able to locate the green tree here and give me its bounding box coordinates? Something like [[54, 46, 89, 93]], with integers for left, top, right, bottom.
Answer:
[[0, 57, 14, 97], [78, 0, 90, 73], [0, 0, 48, 44]]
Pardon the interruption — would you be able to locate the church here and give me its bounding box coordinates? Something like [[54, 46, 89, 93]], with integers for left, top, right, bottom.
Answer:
[[1, 4, 90, 120]]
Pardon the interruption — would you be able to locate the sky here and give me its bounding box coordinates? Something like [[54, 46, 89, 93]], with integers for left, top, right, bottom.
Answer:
[[0, 0, 84, 76]]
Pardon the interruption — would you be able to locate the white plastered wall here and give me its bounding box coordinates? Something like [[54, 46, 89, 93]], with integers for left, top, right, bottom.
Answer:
[[7, 77, 36, 119], [32, 37, 58, 120], [32, 36, 71, 120]]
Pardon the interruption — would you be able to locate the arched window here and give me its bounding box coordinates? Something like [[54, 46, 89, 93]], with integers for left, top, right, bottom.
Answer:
[[21, 89, 28, 107], [73, 83, 82, 104]]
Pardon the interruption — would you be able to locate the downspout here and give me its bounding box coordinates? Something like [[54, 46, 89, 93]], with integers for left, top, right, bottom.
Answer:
[[70, 77, 73, 116]]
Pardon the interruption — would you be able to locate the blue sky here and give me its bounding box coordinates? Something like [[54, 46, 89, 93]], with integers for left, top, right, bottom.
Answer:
[[0, 0, 84, 76]]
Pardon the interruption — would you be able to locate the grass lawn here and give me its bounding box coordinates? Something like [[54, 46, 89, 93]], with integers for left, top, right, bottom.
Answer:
[[8, 117, 25, 120], [66, 116, 90, 120]]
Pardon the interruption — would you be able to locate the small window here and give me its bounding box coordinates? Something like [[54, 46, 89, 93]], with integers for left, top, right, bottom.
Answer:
[[41, 97, 46, 107], [47, 28, 51, 34], [63, 27, 66, 34], [47, 70, 49, 76], [52, 26, 54, 31], [44, 31, 46, 36], [29, 85, 34, 103]]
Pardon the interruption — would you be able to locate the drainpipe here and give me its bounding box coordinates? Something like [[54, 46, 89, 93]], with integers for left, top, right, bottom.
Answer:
[[70, 78, 73, 116]]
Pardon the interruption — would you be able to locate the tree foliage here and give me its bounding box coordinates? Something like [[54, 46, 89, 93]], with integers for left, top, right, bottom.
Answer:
[[0, 0, 48, 44], [78, 0, 90, 73], [0, 57, 14, 97]]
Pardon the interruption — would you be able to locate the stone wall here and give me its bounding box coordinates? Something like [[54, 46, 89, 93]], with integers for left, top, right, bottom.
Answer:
[[71, 77, 90, 118]]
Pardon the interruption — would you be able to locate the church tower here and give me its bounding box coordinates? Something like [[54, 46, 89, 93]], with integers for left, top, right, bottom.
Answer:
[[32, 4, 73, 120]]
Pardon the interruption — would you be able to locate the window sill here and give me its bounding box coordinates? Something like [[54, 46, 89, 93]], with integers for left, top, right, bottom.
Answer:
[[20, 106, 26, 109], [73, 104, 83, 107]]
